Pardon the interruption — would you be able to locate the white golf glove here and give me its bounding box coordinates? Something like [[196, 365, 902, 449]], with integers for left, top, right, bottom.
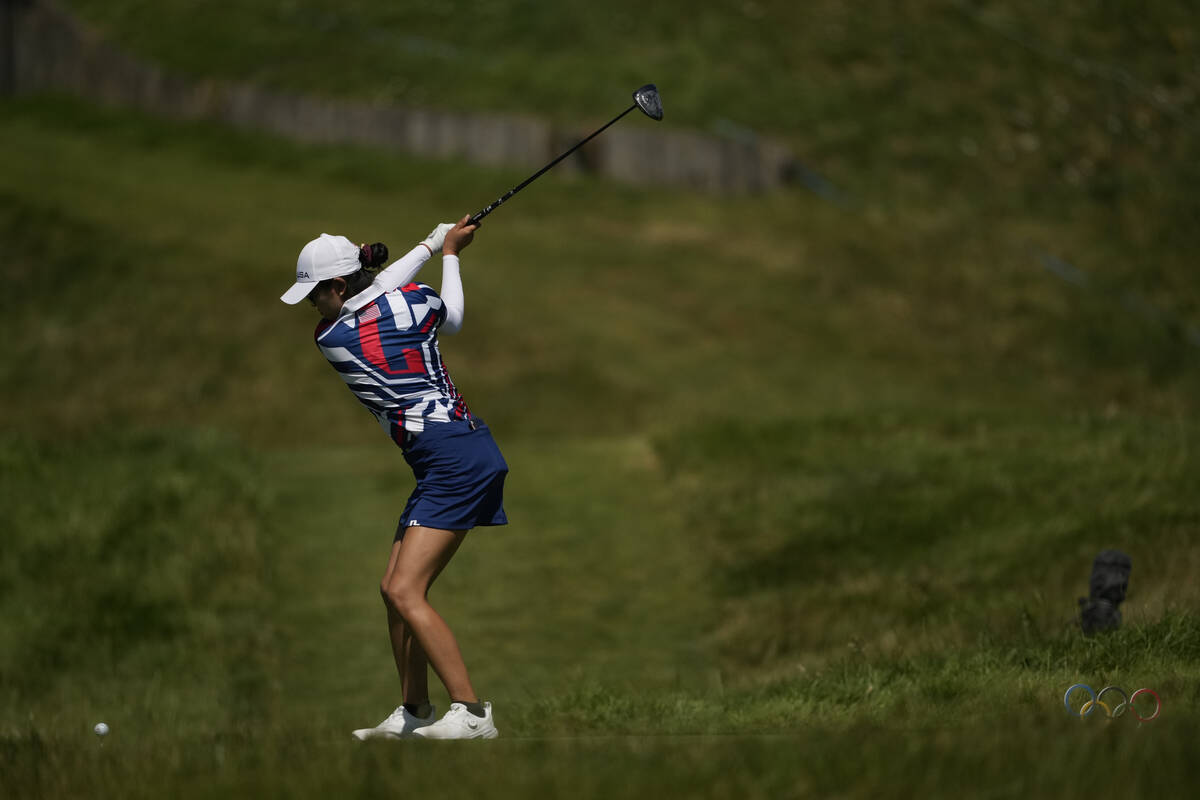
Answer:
[[421, 223, 455, 256]]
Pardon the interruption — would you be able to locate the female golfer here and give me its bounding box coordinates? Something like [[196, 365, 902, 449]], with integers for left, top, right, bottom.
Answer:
[[280, 216, 505, 740]]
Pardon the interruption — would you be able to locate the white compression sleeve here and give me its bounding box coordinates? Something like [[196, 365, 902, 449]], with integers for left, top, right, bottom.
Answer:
[[341, 243, 432, 314], [440, 255, 464, 334]]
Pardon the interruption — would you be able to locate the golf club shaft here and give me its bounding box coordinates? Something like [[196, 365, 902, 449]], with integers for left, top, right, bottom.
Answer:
[[469, 103, 638, 225]]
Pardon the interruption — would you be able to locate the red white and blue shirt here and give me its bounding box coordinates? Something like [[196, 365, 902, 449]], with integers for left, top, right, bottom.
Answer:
[[315, 260, 471, 445]]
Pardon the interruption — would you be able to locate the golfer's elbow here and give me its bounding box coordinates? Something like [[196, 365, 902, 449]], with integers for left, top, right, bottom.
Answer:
[[442, 310, 463, 334]]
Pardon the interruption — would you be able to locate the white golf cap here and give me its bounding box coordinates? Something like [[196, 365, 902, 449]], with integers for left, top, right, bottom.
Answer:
[[280, 233, 362, 304]]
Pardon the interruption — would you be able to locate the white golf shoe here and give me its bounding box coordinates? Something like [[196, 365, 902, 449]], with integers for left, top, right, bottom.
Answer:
[[412, 702, 498, 740], [351, 704, 437, 740]]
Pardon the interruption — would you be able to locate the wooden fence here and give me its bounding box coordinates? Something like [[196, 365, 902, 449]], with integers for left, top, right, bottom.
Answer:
[[4, 0, 796, 193]]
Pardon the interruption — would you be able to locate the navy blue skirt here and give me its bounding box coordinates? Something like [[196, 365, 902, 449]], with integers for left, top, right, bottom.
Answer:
[[395, 418, 508, 539]]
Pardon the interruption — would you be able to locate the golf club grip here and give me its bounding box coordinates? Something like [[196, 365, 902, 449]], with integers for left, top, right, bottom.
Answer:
[[469, 178, 534, 227], [469, 202, 501, 226], [468, 181, 528, 226]]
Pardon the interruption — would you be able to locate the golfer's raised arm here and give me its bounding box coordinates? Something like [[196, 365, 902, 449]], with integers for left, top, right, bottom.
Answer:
[[371, 243, 433, 294], [440, 255, 464, 334], [439, 216, 476, 335]]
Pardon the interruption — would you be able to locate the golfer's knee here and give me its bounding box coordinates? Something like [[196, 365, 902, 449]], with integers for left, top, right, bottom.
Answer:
[[383, 579, 424, 619]]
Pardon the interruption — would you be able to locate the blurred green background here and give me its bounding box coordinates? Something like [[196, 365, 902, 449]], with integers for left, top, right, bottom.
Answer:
[[3, 1, 1198, 797]]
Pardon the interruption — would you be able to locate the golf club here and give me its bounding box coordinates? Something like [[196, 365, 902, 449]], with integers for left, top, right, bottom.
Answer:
[[468, 84, 663, 225]]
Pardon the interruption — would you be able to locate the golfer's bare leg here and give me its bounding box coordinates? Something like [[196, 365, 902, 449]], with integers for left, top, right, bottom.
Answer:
[[381, 538, 432, 705], [383, 526, 477, 703]]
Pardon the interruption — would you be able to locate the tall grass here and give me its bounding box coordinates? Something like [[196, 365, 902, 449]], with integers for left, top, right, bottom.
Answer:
[[0, 431, 280, 737], [656, 411, 1200, 674]]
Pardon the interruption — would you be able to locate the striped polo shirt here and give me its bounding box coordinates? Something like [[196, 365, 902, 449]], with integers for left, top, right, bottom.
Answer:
[[315, 282, 471, 445]]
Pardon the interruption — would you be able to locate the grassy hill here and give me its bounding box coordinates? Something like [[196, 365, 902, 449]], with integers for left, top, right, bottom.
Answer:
[[4, 1, 1200, 796], [61, 0, 1200, 301]]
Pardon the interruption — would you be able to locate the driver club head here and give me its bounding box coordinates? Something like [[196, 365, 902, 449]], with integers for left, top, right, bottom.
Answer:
[[633, 84, 664, 121]]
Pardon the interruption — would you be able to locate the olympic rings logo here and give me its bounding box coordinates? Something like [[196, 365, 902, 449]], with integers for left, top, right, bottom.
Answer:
[[1063, 684, 1162, 721]]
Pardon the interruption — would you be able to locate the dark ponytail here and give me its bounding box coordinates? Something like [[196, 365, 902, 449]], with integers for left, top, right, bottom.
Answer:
[[359, 242, 389, 270]]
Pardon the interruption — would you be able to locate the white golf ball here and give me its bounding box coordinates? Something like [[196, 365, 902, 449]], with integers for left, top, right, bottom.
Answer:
[[93, 722, 109, 737]]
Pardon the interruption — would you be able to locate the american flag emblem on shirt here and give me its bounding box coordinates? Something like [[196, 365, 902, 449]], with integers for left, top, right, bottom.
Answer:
[[357, 303, 381, 323]]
